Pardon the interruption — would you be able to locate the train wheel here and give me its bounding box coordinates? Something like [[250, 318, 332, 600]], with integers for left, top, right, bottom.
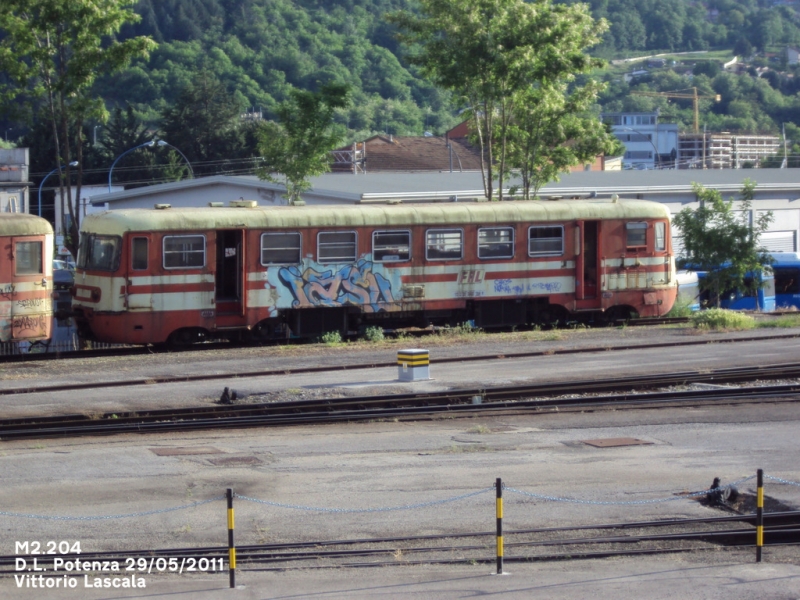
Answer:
[[537, 306, 569, 329], [604, 306, 636, 325], [166, 328, 208, 348]]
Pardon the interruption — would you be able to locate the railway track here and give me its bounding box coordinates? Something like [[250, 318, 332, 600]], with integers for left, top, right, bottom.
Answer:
[[2, 362, 800, 440], [0, 318, 693, 365], [0, 512, 796, 573], [4, 331, 800, 399]]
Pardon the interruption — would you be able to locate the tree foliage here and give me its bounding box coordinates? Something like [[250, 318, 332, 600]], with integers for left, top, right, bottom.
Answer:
[[256, 83, 350, 205], [506, 83, 624, 200], [0, 0, 154, 255], [673, 180, 773, 308], [390, 0, 608, 201]]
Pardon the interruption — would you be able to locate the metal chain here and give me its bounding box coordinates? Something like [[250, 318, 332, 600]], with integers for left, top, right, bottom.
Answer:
[[765, 475, 800, 488], [503, 475, 756, 506], [235, 487, 495, 513], [0, 496, 225, 521]]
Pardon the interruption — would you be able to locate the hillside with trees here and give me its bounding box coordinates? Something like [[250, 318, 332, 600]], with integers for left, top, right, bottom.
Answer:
[[7, 0, 800, 189]]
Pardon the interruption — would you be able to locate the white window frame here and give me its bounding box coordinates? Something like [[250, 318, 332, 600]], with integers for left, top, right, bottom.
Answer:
[[372, 230, 411, 262], [528, 225, 564, 257], [163, 234, 206, 269], [626, 222, 648, 248], [317, 231, 357, 264], [261, 232, 302, 266], [478, 227, 515, 259], [655, 222, 666, 252], [425, 228, 463, 261]]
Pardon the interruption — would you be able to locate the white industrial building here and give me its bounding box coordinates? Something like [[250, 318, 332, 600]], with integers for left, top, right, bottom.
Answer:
[[85, 169, 800, 255]]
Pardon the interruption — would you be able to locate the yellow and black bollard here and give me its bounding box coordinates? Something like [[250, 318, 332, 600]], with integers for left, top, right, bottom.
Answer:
[[496, 477, 503, 574], [756, 470, 764, 563], [227, 488, 236, 588]]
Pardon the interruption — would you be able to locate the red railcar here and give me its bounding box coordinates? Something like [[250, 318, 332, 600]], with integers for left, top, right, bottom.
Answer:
[[72, 198, 677, 345], [0, 213, 54, 344]]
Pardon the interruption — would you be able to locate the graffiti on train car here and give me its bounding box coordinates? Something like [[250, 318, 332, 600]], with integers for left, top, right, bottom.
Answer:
[[16, 297, 47, 309], [11, 313, 48, 335], [278, 258, 397, 312], [494, 279, 563, 295], [1, 284, 14, 297]]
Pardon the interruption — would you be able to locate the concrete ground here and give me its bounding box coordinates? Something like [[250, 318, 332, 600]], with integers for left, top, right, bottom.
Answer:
[[1, 326, 799, 599]]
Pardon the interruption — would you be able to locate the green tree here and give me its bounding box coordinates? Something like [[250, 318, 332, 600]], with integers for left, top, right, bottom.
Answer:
[[159, 70, 252, 175], [673, 181, 773, 308], [390, 0, 607, 201], [506, 83, 623, 200], [256, 83, 350, 205], [0, 0, 155, 255]]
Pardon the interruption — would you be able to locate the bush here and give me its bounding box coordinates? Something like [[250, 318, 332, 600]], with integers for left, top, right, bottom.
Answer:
[[363, 326, 385, 342], [690, 309, 755, 331], [319, 330, 343, 345]]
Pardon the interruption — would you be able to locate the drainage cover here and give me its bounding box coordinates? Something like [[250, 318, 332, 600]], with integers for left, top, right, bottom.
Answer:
[[150, 447, 223, 456], [581, 437, 653, 448]]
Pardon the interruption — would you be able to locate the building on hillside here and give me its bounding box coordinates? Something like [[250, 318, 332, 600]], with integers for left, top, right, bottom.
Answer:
[[601, 110, 679, 170], [0, 148, 30, 213], [677, 133, 781, 169], [788, 46, 800, 66], [333, 121, 619, 174], [331, 133, 483, 174]]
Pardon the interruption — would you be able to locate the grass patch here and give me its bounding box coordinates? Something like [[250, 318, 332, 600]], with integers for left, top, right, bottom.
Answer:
[[467, 425, 491, 434], [436, 322, 484, 340], [690, 308, 755, 331], [757, 314, 800, 329], [666, 298, 696, 318]]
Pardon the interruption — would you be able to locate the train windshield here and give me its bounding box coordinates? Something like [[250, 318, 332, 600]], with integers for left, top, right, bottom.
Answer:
[[77, 233, 121, 271]]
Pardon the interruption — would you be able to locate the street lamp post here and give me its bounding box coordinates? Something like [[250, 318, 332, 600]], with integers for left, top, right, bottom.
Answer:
[[108, 140, 194, 192], [38, 161, 78, 218], [155, 140, 194, 179], [108, 140, 156, 192], [619, 127, 661, 169]]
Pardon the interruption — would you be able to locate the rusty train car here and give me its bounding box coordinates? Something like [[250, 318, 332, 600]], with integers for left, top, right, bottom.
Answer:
[[71, 198, 677, 345], [0, 213, 54, 344]]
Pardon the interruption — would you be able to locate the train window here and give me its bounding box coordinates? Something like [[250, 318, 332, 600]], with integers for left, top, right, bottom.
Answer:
[[626, 222, 648, 248], [163, 235, 205, 269], [14, 241, 43, 275], [77, 234, 121, 271], [774, 267, 800, 294], [528, 226, 563, 257], [478, 227, 514, 259], [132, 238, 148, 270], [318, 231, 356, 264], [426, 229, 462, 260], [373, 231, 411, 262], [261, 232, 301, 265], [655, 222, 666, 251]]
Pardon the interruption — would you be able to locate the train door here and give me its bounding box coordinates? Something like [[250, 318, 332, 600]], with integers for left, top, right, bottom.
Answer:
[[126, 235, 153, 310], [576, 221, 601, 309], [215, 230, 246, 328], [8, 235, 51, 340]]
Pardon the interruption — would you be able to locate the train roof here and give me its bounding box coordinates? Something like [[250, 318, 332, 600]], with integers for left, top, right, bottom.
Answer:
[[79, 199, 671, 235], [0, 213, 54, 236]]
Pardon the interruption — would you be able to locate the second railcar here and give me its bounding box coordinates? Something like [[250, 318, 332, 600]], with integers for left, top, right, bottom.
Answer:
[[771, 252, 800, 309], [72, 199, 677, 345], [0, 213, 54, 343]]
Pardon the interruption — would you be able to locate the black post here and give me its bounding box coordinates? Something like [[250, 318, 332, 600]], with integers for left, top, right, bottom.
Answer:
[[756, 470, 764, 563], [496, 477, 503, 575], [227, 488, 236, 588]]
